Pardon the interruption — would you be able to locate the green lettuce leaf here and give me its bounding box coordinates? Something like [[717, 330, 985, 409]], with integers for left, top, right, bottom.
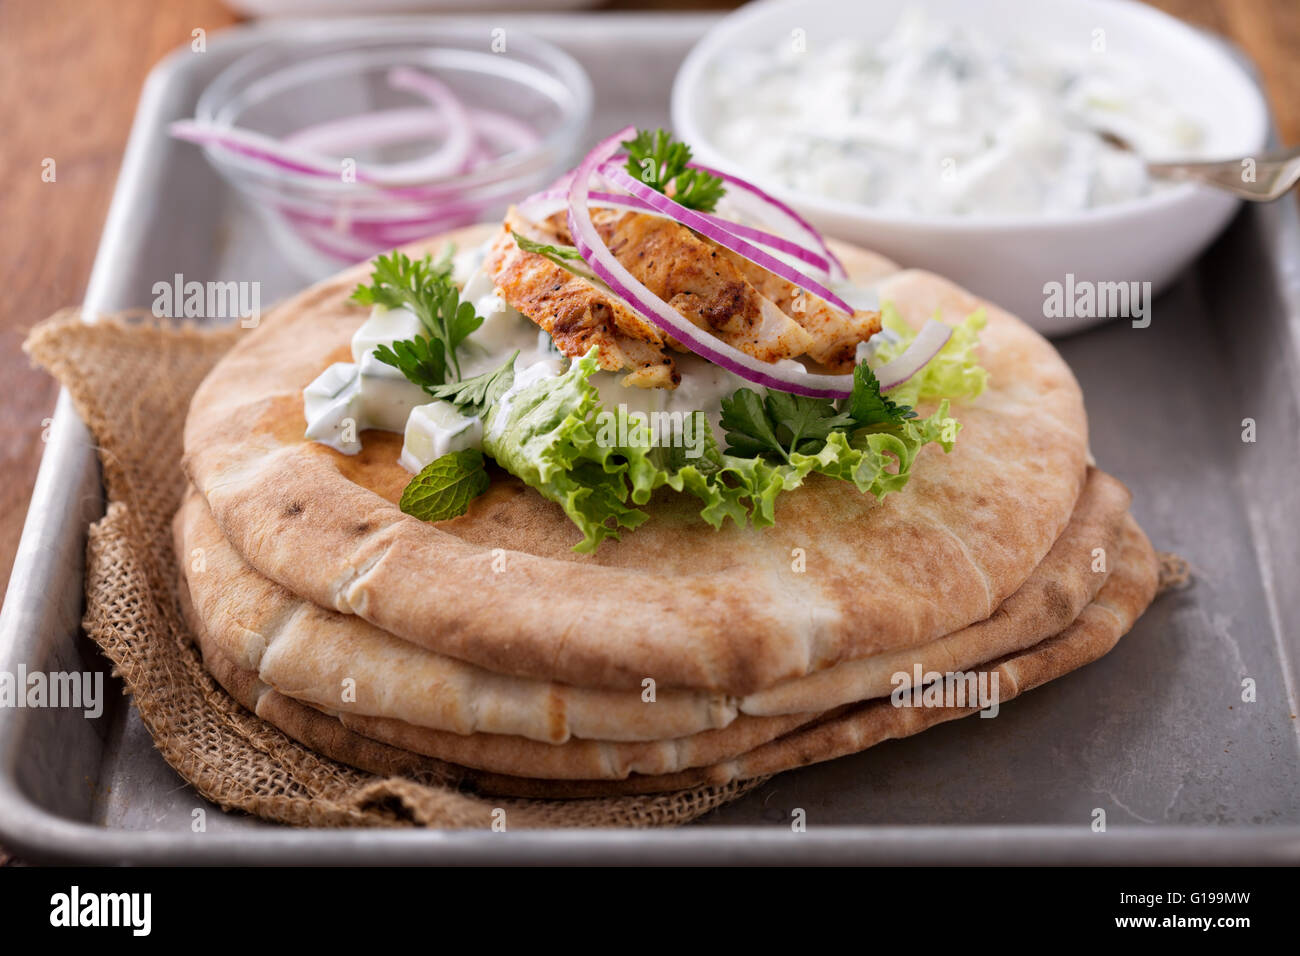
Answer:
[[481, 350, 653, 552], [872, 304, 989, 408], [480, 348, 965, 552], [481, 350, 798, 551]]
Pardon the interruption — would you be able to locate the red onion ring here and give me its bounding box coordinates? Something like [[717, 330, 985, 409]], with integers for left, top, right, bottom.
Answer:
[[690, 162, 848, 280], [382, 67, 474, 180], [870, 319, 953, 391], [566, 127, 857, 398], [565, 129, 953, 398], [284, 107, 540, 156], [516, 186, 833, 275]]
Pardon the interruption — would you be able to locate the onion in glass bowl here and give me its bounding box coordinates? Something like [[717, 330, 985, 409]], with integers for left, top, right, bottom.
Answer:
[[181, 23, 591, 278]]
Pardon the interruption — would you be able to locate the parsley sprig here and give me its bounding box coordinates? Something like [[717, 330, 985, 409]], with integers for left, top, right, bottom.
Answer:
[[424, 351, 518, 418], [373, 334, 449, 392], [621, 129, 726, 213], [352, 249, 481, 382], [719, 364, 917, 463]]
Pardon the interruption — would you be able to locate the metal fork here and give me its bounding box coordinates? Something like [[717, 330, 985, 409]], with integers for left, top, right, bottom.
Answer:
[[1100, 133, 1300, 201]]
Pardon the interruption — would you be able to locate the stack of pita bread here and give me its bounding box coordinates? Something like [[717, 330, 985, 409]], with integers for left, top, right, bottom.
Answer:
[[176, 224, 1159, 798]]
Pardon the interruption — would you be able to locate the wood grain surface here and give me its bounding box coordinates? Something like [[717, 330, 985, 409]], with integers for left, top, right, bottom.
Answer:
[[0, 0, 1295, 865]]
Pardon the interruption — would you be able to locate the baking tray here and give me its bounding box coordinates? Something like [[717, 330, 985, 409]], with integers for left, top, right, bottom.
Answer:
[[2, 13, 1299, 865]]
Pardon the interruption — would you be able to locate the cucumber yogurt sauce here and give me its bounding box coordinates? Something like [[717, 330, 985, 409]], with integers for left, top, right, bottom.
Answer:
[[702, 10, 1205, 216]]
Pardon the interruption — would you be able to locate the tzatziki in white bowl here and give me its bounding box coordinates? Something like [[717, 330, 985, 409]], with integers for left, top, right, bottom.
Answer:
[[672, 0, 1268, 334]]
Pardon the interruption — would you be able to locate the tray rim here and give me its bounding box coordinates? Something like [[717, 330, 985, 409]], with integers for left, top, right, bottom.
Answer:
[[2, 12, 1298, 866]]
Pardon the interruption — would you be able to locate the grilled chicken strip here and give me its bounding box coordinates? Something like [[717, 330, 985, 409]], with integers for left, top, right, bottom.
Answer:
[[570, 209, 816, 364], [711, 245, 882, 373], [485, 206, 883, 388], [483, 223, 680, 388]]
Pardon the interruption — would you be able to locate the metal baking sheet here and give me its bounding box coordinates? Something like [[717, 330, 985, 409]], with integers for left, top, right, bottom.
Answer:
[[1, 13, 1298, 865]]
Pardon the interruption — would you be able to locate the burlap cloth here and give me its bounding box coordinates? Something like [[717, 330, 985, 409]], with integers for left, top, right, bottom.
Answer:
[[23, 311, 768, 829]]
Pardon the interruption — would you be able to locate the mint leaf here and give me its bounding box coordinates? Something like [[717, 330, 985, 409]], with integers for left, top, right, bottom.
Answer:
[[424, 351, 518, 417], [399, 448, 490, 522]]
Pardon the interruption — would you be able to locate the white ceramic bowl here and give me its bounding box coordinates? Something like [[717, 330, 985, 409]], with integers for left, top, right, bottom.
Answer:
[[672, 0, 1269, 334]]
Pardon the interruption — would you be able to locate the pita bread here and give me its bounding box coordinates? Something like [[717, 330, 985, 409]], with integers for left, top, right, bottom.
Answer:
[[174, 467, 1128, 743], [193, 515, 1156, 795], [176, 484, 737, 744], [740, 466, 1129, 714], [179, 572, 825, 779], [182, 226, 1089, 694]]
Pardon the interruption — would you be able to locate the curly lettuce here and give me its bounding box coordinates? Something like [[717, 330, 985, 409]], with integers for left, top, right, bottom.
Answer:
[[872, 304, 988, 408], [482, 339, 975, 552]]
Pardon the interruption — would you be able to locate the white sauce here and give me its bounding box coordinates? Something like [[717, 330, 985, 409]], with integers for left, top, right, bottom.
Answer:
[[704, 10, 1204, 216], [593, 353, 753, 440], [350, 305, 421, 365], [304, 254, 562, 470]]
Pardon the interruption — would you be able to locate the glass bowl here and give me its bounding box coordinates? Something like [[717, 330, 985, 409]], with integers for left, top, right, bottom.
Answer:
[[193, 22, 592, 277]]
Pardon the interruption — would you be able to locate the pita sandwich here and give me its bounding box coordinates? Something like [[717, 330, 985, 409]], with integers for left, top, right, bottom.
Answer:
[[176, 126, 1159, 795], [183, 230, 1088, 694]]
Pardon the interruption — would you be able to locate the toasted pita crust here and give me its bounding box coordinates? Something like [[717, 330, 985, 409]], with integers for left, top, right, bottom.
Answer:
[[175, 467, 1128, 742], [179, 572, 824, 779], [193, 515, 1156, 796], [183, 225, 1088, 694]]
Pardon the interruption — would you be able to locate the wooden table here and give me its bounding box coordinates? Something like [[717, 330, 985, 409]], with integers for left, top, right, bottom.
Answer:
[[0, 0, 1296, 865]]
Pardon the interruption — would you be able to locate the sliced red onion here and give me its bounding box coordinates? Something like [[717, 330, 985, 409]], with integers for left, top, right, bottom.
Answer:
[[690, 162, 848, 280], [286, 107, 436, 151], [516, 186, 833, 275], [175, 66, 542, 203], [872, 319, 952, 391], [171, 120, 359, 180], [599, 164, 855, 315], [177, 73, 477, 187], [469, 111, 543, 154], [174, 64, 554, 267], [381, 67, 474, 181], [284, 107, 539, 156], [279, 200, 491, 243], [566, 127, 857, 399], [694, 211, 833, 276]]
